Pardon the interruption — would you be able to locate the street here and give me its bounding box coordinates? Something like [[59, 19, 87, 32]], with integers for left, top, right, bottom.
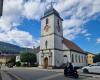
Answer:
[[0, 67, 100, 80]]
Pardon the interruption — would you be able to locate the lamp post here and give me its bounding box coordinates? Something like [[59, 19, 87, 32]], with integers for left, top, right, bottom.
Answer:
[[0, 0, 3, 17]]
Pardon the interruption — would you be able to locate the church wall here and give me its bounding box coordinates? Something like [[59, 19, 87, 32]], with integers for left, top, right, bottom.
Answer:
[[63, 51, 71, 63], [41, 15, 54, 36], [54, 50, 63, 67], [54, 15, 63, 36], [71, 51, 87, 67], [63, 44, 70, 50], [54, 35, 63, 50], [40, 35, 54, 50]]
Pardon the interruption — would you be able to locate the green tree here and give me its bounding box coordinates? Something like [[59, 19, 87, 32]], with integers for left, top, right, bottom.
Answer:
[[20, 52, 37, 67], [93, 53, 100, 62]]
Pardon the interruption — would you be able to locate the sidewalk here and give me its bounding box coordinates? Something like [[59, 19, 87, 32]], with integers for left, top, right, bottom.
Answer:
[[1, 71, 12, 80]]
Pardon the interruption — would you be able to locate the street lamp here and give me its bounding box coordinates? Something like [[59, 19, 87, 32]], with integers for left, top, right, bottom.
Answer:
[[0, 0, 3, 17]]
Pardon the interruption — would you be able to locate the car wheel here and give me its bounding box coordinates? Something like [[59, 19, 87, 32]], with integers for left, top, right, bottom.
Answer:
[[83, 69, 89, 73]]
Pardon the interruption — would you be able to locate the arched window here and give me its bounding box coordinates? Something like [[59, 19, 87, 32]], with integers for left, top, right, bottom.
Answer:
[[79, 55, 80, 63], [81, 56, 83, 63], [64, 55, 67, 63], [72, 54, 74, 63], [45, 40, 48, 49], [75, 54, 77, 63], [46, 18, 49, 24]]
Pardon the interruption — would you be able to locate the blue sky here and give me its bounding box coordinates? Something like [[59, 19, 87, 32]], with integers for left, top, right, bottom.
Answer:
[[0, 0, 100, 54]]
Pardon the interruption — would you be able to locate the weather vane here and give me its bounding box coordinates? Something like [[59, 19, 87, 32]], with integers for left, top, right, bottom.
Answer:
[[50, 1, 56, 8]]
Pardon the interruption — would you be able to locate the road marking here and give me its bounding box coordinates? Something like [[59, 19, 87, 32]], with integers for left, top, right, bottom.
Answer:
[[5, 71, 23, 80], [37, 73, 62, 80]]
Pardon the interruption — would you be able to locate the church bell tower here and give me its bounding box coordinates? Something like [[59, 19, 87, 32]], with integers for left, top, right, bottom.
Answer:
[[39, 5, 63, 68]]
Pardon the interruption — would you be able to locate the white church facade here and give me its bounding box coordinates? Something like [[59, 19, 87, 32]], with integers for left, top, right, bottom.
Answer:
[[38, 7, 87, 69]]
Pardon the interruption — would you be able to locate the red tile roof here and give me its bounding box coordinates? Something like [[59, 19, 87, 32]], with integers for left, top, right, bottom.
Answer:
[[63, 38, 85, 53]]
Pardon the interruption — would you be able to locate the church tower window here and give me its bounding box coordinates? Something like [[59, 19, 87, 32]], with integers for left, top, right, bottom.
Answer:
[[45, 40, 48, 49], [46, 18, 49, 24], [57, 19, 60, 32], [44, 18, 49, 32]]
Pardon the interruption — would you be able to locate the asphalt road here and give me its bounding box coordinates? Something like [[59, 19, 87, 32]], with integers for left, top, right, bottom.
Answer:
[[2, 68, 100, 80], [7, 68, 60, 80]]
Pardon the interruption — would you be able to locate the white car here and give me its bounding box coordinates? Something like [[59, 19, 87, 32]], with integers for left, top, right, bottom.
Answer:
[[82, 63, 100, 73]]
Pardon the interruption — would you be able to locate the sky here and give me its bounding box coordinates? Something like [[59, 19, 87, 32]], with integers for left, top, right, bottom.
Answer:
[[0, 0, 100, 54]]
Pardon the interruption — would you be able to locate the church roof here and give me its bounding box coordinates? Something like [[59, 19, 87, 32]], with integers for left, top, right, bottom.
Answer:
[[41, 8, 63, 20], [63, 38, 86, 54]]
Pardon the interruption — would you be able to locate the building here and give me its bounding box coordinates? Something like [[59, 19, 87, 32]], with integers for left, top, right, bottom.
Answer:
[[0, 54, 16, 64], [38, 7, 87, 69], [86, 52, 95, 65], [0, 41, 34, 64]]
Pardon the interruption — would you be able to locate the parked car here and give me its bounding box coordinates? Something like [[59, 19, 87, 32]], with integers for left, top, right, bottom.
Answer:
[[6, 63, 13, 68], [82, 63, 100, 73]]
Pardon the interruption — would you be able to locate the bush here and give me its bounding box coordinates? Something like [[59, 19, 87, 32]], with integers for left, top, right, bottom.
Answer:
[[16, 61, 21, 67]]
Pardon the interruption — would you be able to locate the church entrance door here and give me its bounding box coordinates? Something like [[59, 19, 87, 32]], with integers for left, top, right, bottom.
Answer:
[[44, 57, 48, 69]]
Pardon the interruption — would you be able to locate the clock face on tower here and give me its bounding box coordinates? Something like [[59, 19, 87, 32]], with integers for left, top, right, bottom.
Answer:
[[44, 24, 49, 32]]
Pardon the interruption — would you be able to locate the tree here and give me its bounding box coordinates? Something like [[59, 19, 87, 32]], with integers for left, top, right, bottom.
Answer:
[[93, 53, 100, 62], [20, 52, 37, 67]]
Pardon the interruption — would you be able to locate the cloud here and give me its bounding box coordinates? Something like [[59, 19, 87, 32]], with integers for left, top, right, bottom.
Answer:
[[56, 0, 100, 40], [22, 1, 44, 20], [0, 0, 100, 48], [0, 29, 40, 48], [0, 0, 40, 48], [96, 38, 100, 44]]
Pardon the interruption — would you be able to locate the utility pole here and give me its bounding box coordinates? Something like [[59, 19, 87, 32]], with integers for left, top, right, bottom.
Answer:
[[0, 0, 3, 17]]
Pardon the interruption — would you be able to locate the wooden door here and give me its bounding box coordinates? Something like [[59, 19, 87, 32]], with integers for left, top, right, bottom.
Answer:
[[44, 57, 48, 69]]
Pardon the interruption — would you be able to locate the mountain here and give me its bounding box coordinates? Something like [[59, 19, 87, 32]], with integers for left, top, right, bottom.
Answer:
[[0, 41, 33, 55]]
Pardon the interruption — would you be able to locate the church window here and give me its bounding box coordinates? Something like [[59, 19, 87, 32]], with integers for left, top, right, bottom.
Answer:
[[72, 54, 74, 63], [46, 18, 49, 24], [45, 40, 48, 49], [64, 55, 67, 57], [75, 54, 77, 63], [44, 18, 49, 32], [84, 56, 86, 62], [79, 55, 81, 63], [82, 56, 83, 63], [57, 19, 60, 32], [64, 55, 67, 63]]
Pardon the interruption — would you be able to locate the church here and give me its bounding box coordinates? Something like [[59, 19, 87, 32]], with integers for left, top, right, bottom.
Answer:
[[38, 7, 87, 69]]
